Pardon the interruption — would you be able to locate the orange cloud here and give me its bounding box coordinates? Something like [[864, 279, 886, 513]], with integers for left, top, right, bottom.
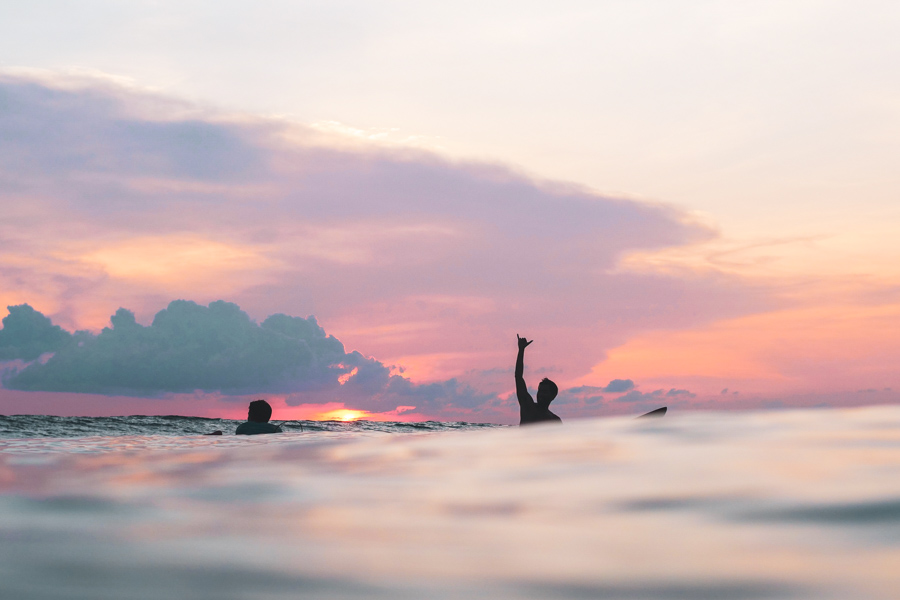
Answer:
[[75, 235, 272, 285], [587, 301, 900, 396]]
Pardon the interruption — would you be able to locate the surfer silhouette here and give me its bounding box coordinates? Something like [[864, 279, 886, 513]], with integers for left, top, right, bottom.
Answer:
[[515, 335, 562, 425], [235, 399, 283, 435]]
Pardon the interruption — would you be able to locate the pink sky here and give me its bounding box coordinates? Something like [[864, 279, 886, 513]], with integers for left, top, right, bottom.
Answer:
[[1, 72, 899, 424]]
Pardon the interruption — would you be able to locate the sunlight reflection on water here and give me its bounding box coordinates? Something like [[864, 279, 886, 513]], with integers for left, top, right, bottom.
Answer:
[[2, 407, 900, 599]]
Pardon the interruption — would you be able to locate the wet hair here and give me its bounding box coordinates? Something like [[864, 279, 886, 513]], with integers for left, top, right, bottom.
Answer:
[[248, 399, 272, 423], [537, 378, 558, 404]]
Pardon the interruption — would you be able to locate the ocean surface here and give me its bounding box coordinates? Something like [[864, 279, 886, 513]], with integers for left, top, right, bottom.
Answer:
[[2, 407, 900, 599], [0, 415, 491, 448]]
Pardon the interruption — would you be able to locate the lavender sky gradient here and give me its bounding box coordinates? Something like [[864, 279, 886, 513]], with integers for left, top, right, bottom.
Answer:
[[2, 2, 900, 422]]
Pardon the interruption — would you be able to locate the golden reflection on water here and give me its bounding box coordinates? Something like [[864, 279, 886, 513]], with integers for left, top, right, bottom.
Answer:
[[2, 407, 900, 599]]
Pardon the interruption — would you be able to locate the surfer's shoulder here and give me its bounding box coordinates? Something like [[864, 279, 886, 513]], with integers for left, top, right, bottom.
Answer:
[[235, 421, 282, 435]]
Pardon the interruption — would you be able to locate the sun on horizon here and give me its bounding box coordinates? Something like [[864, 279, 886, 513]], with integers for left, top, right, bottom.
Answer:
[[316, 409, 370, 422]]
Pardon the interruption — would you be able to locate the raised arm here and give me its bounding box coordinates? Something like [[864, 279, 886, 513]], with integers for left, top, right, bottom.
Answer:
[[515, 334, 534, 406]]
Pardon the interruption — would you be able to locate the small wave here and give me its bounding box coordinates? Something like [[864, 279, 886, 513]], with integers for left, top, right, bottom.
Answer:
[[0, 414, 500, 440], [738, 498, 900, 525]]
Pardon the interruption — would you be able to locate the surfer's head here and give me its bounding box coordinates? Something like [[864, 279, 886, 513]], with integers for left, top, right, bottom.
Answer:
[[536, 378, 558, 406], [248, 399, 273, 423]]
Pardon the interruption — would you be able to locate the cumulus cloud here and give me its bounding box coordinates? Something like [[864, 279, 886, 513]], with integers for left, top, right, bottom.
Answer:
[[7, 300, 342, 394], [0, 305, 74, 361], [1, 301, 495, 415]]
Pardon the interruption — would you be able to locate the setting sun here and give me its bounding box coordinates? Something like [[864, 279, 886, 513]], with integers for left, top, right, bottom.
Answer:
[[316, 409, 370, 422]]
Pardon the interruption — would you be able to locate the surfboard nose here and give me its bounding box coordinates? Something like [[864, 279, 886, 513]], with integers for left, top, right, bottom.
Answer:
[[637, 406, 667, 418]]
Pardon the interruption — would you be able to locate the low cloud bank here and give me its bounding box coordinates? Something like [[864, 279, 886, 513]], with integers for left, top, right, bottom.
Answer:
[[568, 379, 635, 394], [555, 379, 696, 415], [1, 301, 684, 419], [618, 388, 696, 403], [1, 301, 494, 415]]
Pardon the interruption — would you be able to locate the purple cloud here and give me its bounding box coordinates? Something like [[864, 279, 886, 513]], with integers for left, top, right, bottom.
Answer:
[[0, 72, 778, 419]]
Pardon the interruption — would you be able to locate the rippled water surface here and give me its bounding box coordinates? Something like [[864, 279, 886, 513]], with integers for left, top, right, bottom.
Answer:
[[0, 414, 490, 441], [2, 407, 900, 599]]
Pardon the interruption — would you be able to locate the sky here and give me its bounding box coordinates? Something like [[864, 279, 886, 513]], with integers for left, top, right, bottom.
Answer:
[[1, 1, 899, 423]]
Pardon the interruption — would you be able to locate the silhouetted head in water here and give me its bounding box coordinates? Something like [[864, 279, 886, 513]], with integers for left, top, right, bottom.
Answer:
[[536, 378, 558, 407], [248, 399, 272, 423]]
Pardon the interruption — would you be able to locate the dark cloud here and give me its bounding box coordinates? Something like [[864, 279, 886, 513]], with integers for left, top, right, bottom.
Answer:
[[618, 389, 663, 403], [616, 387, 695, 403], [567, 379, 635, 394], [6, 301, 344, 394], [0, 305, 73, 361], [554, 382, 699, 417], [1, 301, 498, 415], [559, 380, 697, 413], [566, 385, 603, 394], [603, 379, 635, 393], [555, 385, 606, 408], [564, 394, 605, 406]]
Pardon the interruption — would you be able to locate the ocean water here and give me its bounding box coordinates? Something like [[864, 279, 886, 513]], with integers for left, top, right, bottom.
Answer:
[[2, 407, 900, 599], [0, 415, 491, 449]]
